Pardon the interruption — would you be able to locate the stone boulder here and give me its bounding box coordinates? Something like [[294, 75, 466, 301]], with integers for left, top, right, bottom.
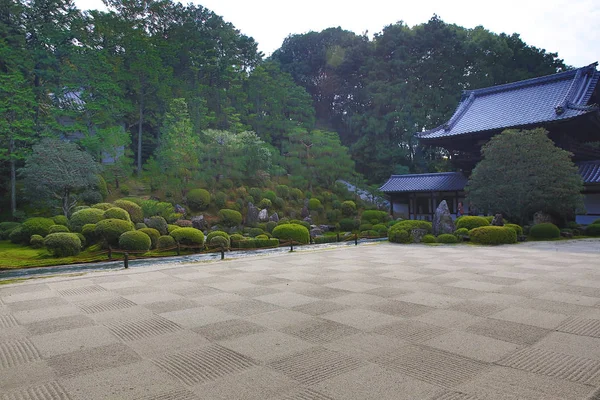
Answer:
[[258, 208, 269, 222], [174, 204, 186, 216], [411, 229, 427, 243], [491, 213, 504, 226], [191, 215, 206, 230], [301, 206, 309, 219], [246, 202, 259, 226], [533, 211, 559, 226], [432, 200, 455, 236], [310, 227, 323, 237], [319, 225, 331, 233], [269, 212, 279, 222]]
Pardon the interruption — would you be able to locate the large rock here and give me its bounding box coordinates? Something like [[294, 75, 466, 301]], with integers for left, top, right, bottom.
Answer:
[[491, 213, 504, 226], [319, 225, 331, 232], [432, 200, 455, 236], [301, 206, 309, 219], [411, 229, 427, 243], [269, 212, 279, 222], [533, 211, 559, 226], [258, 208, 269, 222], [191, 215, 206, 230], [310, 227, 323, 237], [246, 202, 259, 226]]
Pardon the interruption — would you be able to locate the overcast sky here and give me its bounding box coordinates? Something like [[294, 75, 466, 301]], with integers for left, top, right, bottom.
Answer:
[[76, 0, 599, 68]]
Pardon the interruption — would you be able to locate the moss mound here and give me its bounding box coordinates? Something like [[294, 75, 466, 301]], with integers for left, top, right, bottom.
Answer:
[[44, 233, 82, 257], [118, 230, 151, 251], [70, 208, 105, 232], [469, 226, 517, 245], [456, 216, 490, 230], [95, 218, 134, 246], [170, 227, 205, 246], [272, 224, 310, 244], [530, 223, 560, 239]]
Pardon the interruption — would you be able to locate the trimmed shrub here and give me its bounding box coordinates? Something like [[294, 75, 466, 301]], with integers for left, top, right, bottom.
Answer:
[[113, 200, 143, 223], [290, 188, 303, 200], [272, 224, 310, 244], [585, 224, 600, 237], [135, 223, 147, 230], [95, 218, 134, 246], [308, 198, 322, 211], [49, 225, 70, 234], [262, 190, 277, 202], [104, 207, 131, 221], [219, 209, 242, 227], [484, 216, 494, 223], [167, 224, 180, 234], [361, 210, 388, 224], [314, 235, 338, 244], [52, 215, 69, 226], [469, 226, 518, 245], [70, 208, 105, 232], [92, 202, 114, 211], [422, 234, 436, 243], [44, 233, 81, 257], [372, 224, 388, 236], [232, 238, 279, 249], [145, 216, 168, 235], [505, 223, 524, 236], [22, 217, 55, 238], [248, 187, 262, 200], [96, 175, 108, 200], [209, 236, 229, 249], [81, 224, 99, 244], [437, 234, 459, 244], [341, 201, 357, 216], [339, 218, 359, 232], [230, 234, 245, 242], [258, 198, 272, 209], [359, 224, 373, 232], [530, 223, 560, 239], [119, 230, 151, 251], [30, 234, 45, 248], [255, 234, 269, 240], [214, 191, 227, 208], [9, 227, 28, 244], [206, 231, 230, 248], [171, 227, 205, 246], [289, 219, 311, 230], [388, 227, 410, 244], [139, 228, 160, 249], [456, 216, 489, 231], [248, 228, 264, 237], [265, 221, 277, 233], [360, 230, 379, 238], [81, 190, 103, 205], [76, 233, 86, 248], [73, 206, 90, 213], [0, 222, 20, 240], [276, 185, 289, 199], [454, 228, 469, 237], [157, 235, 176, 249], [392, 220, 433, 233]]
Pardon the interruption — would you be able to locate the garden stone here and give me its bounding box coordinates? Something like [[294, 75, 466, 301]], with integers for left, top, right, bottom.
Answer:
[[560, 231, 573, 238], [411, 228, 427, 243], [533, 211, 559, 226], [301, 206, 309, 219], [432, 200, 455, 236], [175, 204, 186, 215], [269, 213, 279, 222], [303, 217, 312, 224], [491, 213, 504, 226], [319, 225, 330, 232], [258, 209, 269, 222], [310, 228, 323, 237], [246, 203, 259, 226], [191, 215, 206, 230]]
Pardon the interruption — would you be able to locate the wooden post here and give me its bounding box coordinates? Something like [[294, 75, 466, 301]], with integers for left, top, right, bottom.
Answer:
[[336, 233, 340, 242], [220, 249, 224, 260], [290, 241, 294, 252], [108, 246, 112, 260], [124, 253, 129, 269], [176, 243, 180, 256], [355, 233, 358, 246], [408, 193, 411, 220]]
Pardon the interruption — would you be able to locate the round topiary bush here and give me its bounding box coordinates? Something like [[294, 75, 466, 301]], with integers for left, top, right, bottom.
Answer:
[[341, 200, 357, 216], [391, 220, 433, 233], [456, 216, 490, 231], [113, 200, 143, 223], [372, 224, 388, 236], [359, 224, 373, 232], [22, 217, 55, 238], [76, 233, 86, 248], [258, 198, 272, 209], [248, 228, 264, 237], [209, 236, 229, 249], [454, 228, 469, 238], [30, 234, 45, 248], [157, 235, 176, 249], [275, 185, 289, 199], [0, 222, 21, 240], [9, 227, 28, 244], [422, 234, 436, 243], [70, 208, 105, 232], [145, 216, 168, 235], [91, 202, 113, 211], [219, 209, 242, 227], [81, 224, 99, 245], [437, 234, 459, 244], [139, 228, 160, 249], [119, 230, 151, 251], [308, 198, 322, 211], [167, 224, 181, 234], [135, 223, 148, 230], [290, 188, 303, 200], [339, 218, 359, 232], [255, 234, 269, 240], [361, 210, 388, 224], [529, 223, 560, 239], [272, 223, 310, 244], [52, 215, 69, 226], [104, 207, 131, 221], [170, 227, 204, 246], [95, 218, 134, 246], [289, 220, 311, 230], [48, 224, 70, 234], [469, 226, 518, 245], [505, 223, 523, 236], [187, 189, 211, 211], [44, 233, 81, 257], [585, 224, 600, 237], [388, 227, 410, 243], [206, 231, 230, 248]]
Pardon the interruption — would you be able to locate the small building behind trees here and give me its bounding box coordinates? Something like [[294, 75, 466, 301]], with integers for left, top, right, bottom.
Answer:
[[381, 63, 600, 223]]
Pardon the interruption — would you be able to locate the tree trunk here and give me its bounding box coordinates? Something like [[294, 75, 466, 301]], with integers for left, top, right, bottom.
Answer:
[[9, 138, 16, 218], [62, 189, 70, 217], [137, 96, 144, 176]]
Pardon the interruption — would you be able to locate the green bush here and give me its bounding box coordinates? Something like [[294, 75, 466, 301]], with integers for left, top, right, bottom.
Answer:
[[248, 228, 264, 237], [258, 198, 272, 209], [359, 223, 373, 232], [272, 224, 310, 244], [230, 233, 245, 241], [214, 191, 227, 208], [272, 197, 285, 209], [157, 235, 176, 249], [530, 223, 560, 239], [104, 207, 131, 221], [139, 228, 160, 249], [469, 226, 518, 245], [9, 227, 28, 244], [289, 219, 311, 230], [585, 224, 600, 237], [276, 185, 289, 199], [248, 187, 263, 201], [339, 218, 359, 232], [30, 234, 45, 248], [119, 230, 151, 251], [49, 225, 70, 234], [113, 200, 143, 223], [265, 221, 277, 233], [308, 198, 322, 211], [456, 216, 490, 231], [209, 236, 229, 249], [388, 227, 410, 244], [372, 224, 388, 236], [91, 202, 114, 211], [422, 234, 436, 243], [146, 216, 168, 235], [168, 224, 181, 234], [505, 223, 524, 236], [262, 190, 277, 202], [135, 223, 148, 230], [255, 234, 269, 240], [454, 228, 469, 237], [341, 200, 357, 216], [82, 224, 99, 245], [437, 234, 459, 244], [76, 233, 86, 248], [314, 235, 338, 244], [44, 233, 82, 257], [484, 216, 494, 223], [81, 190, 103, 205], [0, 222, 20, 240], [392, 220, 433, 233], [52, 215, 69, 226], [360, 230, 379, 238], [290, 188, 303, 200], [170, 227, 205, 246], [206, 231, 230, 248], [361, 210, 388, 224], [73, 206, 90, 213], [70, 208, 105, 232], [232, 238, 279, 249], [219, 209, 242, 227], [95, 218, 134, 246], [22, 217, 55, 238], [119, 184, 130, 196]]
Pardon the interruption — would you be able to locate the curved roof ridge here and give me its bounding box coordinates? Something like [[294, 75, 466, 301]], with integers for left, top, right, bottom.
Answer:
[[390, 171, 463, 178]]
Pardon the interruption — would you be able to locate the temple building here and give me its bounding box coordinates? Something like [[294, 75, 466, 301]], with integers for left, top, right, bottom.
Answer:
[[381, 63, 600, 223]]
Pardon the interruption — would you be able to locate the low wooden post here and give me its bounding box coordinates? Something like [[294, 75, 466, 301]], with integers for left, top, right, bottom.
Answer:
[[355, 233, 358, 246], [220, 249, 224, 260], [310, 235, 313, 244], [290, 241, 294, 252], [124, 252, 129, 269], [176, 243, 180, 256], [336, 233, 340, 242], [108, 246, 112, 260]]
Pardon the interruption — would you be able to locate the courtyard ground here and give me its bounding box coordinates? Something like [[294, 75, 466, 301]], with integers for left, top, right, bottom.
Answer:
[[1, 240, 600, 399]]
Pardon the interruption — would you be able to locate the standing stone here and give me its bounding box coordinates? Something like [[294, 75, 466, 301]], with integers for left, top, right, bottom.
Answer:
[[191, 215, 206, 230], [301, 206, 309, 219], [533, 211, 558, 226], [310, 227, 323, 237], [246, 202, 259, 226], [491, 213, 504, 226], [269, 212, 279, 222], [432, 200, 455, 236], [258, 208, 269, 222]]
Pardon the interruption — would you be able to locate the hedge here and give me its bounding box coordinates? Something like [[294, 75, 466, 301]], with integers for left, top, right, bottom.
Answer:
[[359, 224, 373, 232], [146, 216, 168, 235], [388, 227, 410, 244], [454, 228, 469, 237], [469, 226, 517, 245], [272, 223, 310, 244], [139, 228, 160, 249], [339, 218, 359, 232], [314, 235, 338, 244], [95, 218, 135, 246], [437, 234, 459, 244], [391, 220, 433, 233], [30, 234, 45, 248], [170, 227, 205, 246], [230, 233, 245, 242], [70, 208, 105, 232], [104, 207, 131, 221], [167, 224, 181, 234], [206, 231, 230, 248], [372, 224, 388, 236], [91, 202, 113, 211], [361, 210, 388, 224], [505, 223, 524, 236], [0, 222, 21, 240], [22, 217, 55, 238], [219, 209, 242, 227], [52, 215, 69, 226], [157, 235, 176, 249], [586, 224, 600, 237], [422, 234, 436, 243], [44, 233, 81, 257], [119, 230, 151, 251], [9, 227, 28, 244], [258, 198, 272, 209], [530, 223, 560, 239], [231, 238, 279, 249], [456, 216, 490, 230], [113, 200, 143, 223], [48, 225, 70, 234], [187, 188, 211, 211]]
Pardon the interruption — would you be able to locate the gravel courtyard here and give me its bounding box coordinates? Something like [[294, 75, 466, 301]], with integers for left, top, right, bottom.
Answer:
[[2, 240, 600, 399]]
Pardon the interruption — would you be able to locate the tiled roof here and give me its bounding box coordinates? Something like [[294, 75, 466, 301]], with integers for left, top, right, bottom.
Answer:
[[380, 172, 467, 193], [578, 160, 600, 184], [418, 63, 600, 141]]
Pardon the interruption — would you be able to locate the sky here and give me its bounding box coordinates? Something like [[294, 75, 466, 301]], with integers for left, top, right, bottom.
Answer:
[[75, 0, 599, 68]]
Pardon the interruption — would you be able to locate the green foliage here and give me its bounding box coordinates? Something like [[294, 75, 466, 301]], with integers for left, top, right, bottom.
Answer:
[[388, 227, 410, 244], [219, 209, 242, 227], [52, 215, 69, 226], [0, 222, 21, 240], [113, 200, 143, 223], [276, 185, 290, 199], [265, 221, 277, 233], [289, 220, 311, 230], [104, 207, 131, 222], [44, 233, 82, 257], [22, 217, 55, 239], [139, 228, 160, 249], [469, 226, 518, 245], [466, 129, 584, 225], [505, 224, 523, 236], [422, 234, 436, 243], [232, 238, 279, 249], [9, 227, 27, 244], [314, 235, 338, 244], [437, 234, 459, 244], [360, 230, 379, 238], [95, 219, 134, 247], [206, 231, 230, 248], [30, 234, 44, 248], [48, 225, 70, 234], [135, 223, 148, 229], [456, 216, 490, 231], [187, 189, 211, 211], [157, 235, 176, 249], [214, 191, 227, 209], [290, 188, 303, 200], [339, 218, 359, 231], [209, 236, 229, 249], [361, 210, 388, 224], [263, 190, 277, 202], [168, 224, 180, 234], [92, 203, 114, 211], [529, 223, 560, 239], [230, 234, 245, 241], [170, 228, 205, 246], [484, 216, 494, 223], [146, 216, 168, 236], [82, 224, 99, 245], [341, 201, 357, 216], [70, 208, 105, 233], [119, 231, 151, 251], [272, 224, 310, 244], [308, 198, 322, 211], [81, 190, 103, 205], [248, 228, 265, 237], [391, 220, 433, 233], [140, 200, 175, 219], [359, 224, 373, 232], [258, 198, 272, 209], [454, 228, 469, 237], [585, 224, 600, 237], [372, 224, 388, 236]]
